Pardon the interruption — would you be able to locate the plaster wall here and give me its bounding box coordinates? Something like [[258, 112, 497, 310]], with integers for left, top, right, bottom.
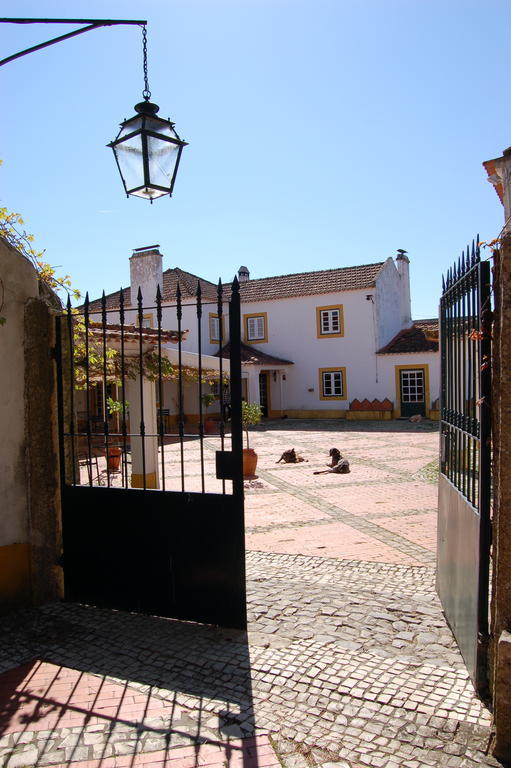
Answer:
[[238, 289, 385, 411], [0, 239, 38, 547]]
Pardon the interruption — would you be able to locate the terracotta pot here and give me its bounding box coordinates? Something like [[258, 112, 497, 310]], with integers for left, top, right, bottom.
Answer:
[[243, 448, 258, 478], [108, 446, 122, 471], [204, 418, 217, 434]]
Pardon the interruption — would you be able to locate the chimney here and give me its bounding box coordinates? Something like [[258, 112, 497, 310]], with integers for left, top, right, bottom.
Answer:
[[395, 249, 412, 327], [130, 245, 164, 307], [238, 265, 250, 282]]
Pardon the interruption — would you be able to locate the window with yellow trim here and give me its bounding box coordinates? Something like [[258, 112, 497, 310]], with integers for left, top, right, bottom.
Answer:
[[139, 314, 153, 328], [316, 305, 344, 338], [244, 312, 268, 343], [319, 367, 347, 400], [209, 313, 224, 344]]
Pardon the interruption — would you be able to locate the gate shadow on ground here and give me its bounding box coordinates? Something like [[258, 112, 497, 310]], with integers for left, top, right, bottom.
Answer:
[[0, 604, 258, 768]]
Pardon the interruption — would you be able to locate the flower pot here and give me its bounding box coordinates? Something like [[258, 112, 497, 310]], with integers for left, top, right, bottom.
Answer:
[[204, 418, 217, 434], [108, 446, 122, 471], [243, 448, 258, 478]]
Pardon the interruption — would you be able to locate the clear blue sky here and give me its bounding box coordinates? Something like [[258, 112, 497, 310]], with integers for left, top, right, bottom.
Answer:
[[1, 0, 509, 318]]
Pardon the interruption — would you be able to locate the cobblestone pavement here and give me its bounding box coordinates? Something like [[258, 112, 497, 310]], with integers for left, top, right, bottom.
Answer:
[[0, 421, 503, 768]]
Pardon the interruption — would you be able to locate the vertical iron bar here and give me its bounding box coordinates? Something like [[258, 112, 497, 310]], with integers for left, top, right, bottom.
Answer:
[[478, 260, 492, 640], [101, 291, 111, 488], [84, 293, 93, 487], [217, 279, 225, 494], [156, 285, 165, 491], [455, 275, 461, 489], [448, 290, 454, 483], [461, 276, 467, 498], [137, 287, 147, 491], [66, 296, 77, 486], [229, 277, 244, 502], [196, 283, 205, 493], [469, 269, 474, 500], [176, 283, 185, 492], [119, 288, 128, 489], [440, 288, 447, 477], [228, 274, 248, 626], [472, 266, 478, 504]]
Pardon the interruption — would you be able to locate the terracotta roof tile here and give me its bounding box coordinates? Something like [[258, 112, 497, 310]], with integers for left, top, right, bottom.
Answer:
[[378, 319, 439, 354], [85, 268, 218, 313], [216, 342, 293, 366], [236, 262, 385, 302]]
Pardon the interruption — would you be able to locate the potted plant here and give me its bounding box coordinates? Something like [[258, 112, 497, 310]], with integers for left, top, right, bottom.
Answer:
[[106, 397, 128, 471], [241, 401, 262, 477], [201, 392, 217, 434]]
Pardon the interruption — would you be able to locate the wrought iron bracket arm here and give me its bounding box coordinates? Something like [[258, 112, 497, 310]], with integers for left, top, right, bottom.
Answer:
[[0, 18, 147, 67]]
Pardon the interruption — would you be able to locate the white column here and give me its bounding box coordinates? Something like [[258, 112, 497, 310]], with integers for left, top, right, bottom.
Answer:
[[126, 377, 160, 489], [247, 369, 261, 406]]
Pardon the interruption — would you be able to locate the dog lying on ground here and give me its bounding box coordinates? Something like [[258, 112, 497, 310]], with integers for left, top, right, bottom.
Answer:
[[276, 448, 307, 463], [314, 457, 350, 475], [409, 414, 422, 423], [314, 447, 350, 474]]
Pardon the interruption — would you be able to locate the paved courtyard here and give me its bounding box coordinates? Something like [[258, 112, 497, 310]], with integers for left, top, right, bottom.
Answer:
[[0, 420, 503, 768]]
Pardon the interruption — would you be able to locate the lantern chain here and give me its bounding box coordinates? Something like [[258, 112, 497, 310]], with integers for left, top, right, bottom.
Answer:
[[142, 24, 151, 101]]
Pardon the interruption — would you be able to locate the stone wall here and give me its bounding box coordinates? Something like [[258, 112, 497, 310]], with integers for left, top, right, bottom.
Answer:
[[490, 235, 511, 760]]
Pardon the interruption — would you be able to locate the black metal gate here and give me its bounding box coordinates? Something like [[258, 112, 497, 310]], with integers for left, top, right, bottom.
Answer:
[[56, 277, 247, 629], [437, 238, 492, 693]]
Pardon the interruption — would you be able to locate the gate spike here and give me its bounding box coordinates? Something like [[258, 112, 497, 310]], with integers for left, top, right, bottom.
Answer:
[[442, 275, 445, 292], [66, 293, 72, 313], [461, 250, 466, 274], [137, 286, 143, 325], [101, 290, 107, 327], [176, 282, 182, 321], [119, 287, 125, 325], [217, 278, 223, 320], [195, 280, 202, 319], [156, 284, 162, 323], [476, 234, 481, 261]]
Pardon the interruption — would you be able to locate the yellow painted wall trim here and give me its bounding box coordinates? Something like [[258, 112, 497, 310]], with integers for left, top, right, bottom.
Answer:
[[208, 313, 225, 345], [0, 542, 31, 607], [318, 367, 348, 401], [243, 312, 268, 344], [131, 472, 158, 489], [316, 304, 344, 339], [394, 364, 430, 419]]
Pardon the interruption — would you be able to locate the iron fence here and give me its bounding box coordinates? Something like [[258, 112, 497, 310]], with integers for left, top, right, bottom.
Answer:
[[440, 237, 491, 512], [57, 277, 243, 496]]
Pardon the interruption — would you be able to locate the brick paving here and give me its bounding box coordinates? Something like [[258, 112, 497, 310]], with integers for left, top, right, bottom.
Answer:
[[0, 420, 504, 768]]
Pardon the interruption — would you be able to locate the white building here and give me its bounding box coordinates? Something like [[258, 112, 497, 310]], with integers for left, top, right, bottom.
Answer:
[[86, 246, 439, 422]]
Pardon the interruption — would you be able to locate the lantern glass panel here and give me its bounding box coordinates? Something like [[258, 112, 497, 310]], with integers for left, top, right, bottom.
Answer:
[[113, 133, 144, 193], [147, 135, 180, 189], [145, 117, 180, 140]]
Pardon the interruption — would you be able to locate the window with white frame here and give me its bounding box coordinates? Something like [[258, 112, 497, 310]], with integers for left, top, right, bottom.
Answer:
[[319, 367, 346, 399], [317, 305, 344, 337], [245, 313, 267, 342]]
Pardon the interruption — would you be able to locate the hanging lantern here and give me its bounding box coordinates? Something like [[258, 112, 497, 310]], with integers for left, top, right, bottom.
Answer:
[[109, 101, 187, 200], [108, 25, 187, 201]]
